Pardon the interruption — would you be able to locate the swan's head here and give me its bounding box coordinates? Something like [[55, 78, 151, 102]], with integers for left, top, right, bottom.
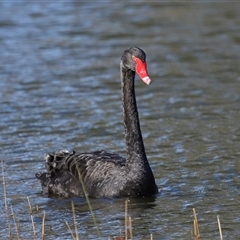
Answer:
[[121, 47, 152, 85]]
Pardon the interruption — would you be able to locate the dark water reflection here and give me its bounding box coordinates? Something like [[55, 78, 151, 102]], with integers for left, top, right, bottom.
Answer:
[[0, 1, 240, 239]]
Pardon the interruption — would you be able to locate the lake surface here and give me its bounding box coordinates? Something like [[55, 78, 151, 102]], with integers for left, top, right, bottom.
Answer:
[[0, 1, 240, 239]]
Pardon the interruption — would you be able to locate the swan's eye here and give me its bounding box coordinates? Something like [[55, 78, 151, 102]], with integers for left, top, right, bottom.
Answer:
[[132, 55, 137, 61]]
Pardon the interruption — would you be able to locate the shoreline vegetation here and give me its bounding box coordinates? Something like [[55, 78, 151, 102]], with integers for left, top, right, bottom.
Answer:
[[1, 160, 223, 240]]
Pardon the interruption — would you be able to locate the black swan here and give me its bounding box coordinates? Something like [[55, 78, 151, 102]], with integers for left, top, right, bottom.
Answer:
[[36, 47, 158, 198]]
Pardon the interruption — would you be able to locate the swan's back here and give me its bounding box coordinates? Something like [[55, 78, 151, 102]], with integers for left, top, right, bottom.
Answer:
[[36, 150, 125, 197], [36, 149, 157, 197]]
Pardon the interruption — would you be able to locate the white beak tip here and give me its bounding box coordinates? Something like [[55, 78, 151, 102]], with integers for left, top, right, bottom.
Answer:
[[142, 76, 152, 85]]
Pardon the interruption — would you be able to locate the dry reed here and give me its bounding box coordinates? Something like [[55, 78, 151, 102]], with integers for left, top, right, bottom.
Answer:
[[75, 159, 101, 238], [10, 205, 20, 240], [65, 219, 76, 240], [193, 208, 200, 239], [41, 211, 46, 240], [27, 196, 37, 238], [192, 208, 224, 240], [217, 215, 223, 240], [1, 160, 225, 240]]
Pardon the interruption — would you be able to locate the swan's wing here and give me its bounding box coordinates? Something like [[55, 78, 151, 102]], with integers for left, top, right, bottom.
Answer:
[[36, 149, 126, 197]]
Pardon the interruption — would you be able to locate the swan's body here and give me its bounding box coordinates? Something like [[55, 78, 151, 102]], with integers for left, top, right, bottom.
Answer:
[[36, 47, 158, 198]]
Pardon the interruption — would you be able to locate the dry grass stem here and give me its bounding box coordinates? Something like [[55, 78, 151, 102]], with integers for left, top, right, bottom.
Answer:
[[128, 216, 133, 239], [27, 197, 36, 239], [30, 215, 36, 239], [2, 160, 8, 215], [71, 202, 79, 240], [193, 208, 200, 240], [217, 215, 223, 240], [75, 161, 101, 238], [125, 200, 128, 240], [65, 220, 76, 240], [27, 196, 33, 214], [1, 163, 223, 240], [1, 160, 12, 238], [10, 205, 20, 240], [41, 211, 46, 240]]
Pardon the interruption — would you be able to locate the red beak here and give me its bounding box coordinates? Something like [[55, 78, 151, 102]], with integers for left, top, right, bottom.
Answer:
[[132, 56, 152, 85]]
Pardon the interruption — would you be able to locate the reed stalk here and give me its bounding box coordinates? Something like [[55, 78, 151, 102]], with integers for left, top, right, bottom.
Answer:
[[125, 200, 128, 240], [27, 196, 36, 238], [2, 160, 12, 239], [74, 160, 101, 238], [217, 215, 223, 240], [27, 196, 33, 214], [65, 220, 76, 240], [1, 159, 226, 240], [2, 161, 8, 215], [71, 202, 79, 240], [41, 211, 46, 240], [10, 205, 20, 240], [193, 208, 200, 240], [128, 216, 133, 239], [30, 214, 36, 239]]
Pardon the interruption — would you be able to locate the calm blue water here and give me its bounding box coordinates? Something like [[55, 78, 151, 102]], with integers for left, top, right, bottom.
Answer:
[[0, 2, 240, 239]]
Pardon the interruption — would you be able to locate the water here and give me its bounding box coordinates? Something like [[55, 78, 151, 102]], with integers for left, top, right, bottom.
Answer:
[[0, 1, 240, 239]]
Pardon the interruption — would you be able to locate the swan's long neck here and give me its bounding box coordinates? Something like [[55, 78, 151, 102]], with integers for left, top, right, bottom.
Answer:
[[120, 62, 147, 166]]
